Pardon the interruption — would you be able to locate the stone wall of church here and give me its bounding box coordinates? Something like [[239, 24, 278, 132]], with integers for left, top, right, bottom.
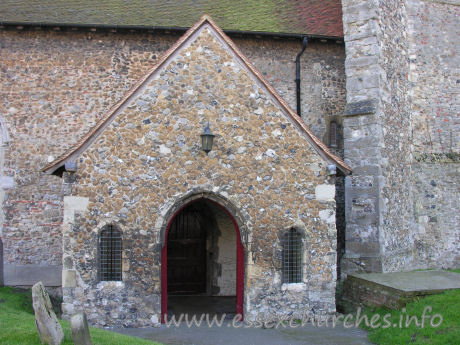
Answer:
[[412, 161, 459, 267], [341, 0, 459, 274], [0, 29, 178, 285], [377, 0, 415, 271], [341, 0, 387, 274], [407, 0, 459, 154], [341, 0, 415, 273], [407, 0, 460, 268], [59, 26, 338, 326], [0, 27, 346, 286]]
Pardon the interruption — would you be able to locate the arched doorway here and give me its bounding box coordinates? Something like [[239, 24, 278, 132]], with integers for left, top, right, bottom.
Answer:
[[161, 197, 244, 323]]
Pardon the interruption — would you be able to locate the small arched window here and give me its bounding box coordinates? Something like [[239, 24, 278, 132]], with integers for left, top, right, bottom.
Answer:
[[329, 120, 337, 147], [99, 225, 122, 281], [282, 228, 302, 283]]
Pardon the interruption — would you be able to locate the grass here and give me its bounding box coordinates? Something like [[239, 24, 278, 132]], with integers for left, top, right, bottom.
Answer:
[[359, 289, 460, 345], [0, 287, 160, 345]]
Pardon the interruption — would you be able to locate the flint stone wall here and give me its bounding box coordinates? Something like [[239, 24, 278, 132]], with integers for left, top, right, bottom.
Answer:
[[61, 26, 337, 327], [0, 27, 345, 285], [341, 0, 459, 274], [413, 161, 460, 268], [407, 0, 460, 269]]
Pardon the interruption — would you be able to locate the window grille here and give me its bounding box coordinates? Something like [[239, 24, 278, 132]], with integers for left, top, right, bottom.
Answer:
[[330, 121, 337, 147], [99, 225, 122, 281], [282, 228, 302, 283]]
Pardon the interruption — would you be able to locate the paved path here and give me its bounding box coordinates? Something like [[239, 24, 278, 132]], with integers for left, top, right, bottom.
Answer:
[[113, 320, 370, 345]]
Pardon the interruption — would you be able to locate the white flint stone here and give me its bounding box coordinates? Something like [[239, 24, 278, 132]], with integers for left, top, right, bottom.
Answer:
[[265, 149, 277, 158], [159, 145, 171, 155], [319, 209, 335, 224], [254, 107, 264, 115], [315, 185, 335, 201]]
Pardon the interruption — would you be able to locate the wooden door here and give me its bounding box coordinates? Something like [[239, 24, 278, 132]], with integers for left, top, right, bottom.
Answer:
[[167, 207, 207, 294]]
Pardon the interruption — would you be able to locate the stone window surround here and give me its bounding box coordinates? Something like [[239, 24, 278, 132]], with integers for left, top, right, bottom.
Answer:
[[83, 218, 129, 283]]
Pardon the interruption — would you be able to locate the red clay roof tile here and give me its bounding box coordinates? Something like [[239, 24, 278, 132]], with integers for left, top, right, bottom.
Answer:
[[0, 0, 344, 38]]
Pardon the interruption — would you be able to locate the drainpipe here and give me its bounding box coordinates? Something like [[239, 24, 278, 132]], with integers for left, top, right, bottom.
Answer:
[[295, 36, 308, 117]]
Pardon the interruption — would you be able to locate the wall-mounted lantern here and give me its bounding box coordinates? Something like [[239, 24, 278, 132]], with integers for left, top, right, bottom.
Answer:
[[200, 122, 215, 154]]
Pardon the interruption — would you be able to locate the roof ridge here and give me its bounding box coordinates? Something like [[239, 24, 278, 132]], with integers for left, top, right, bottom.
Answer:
[[42, 14, 351, 175]]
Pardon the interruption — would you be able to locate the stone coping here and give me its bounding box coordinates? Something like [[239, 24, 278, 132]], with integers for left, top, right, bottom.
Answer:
[[350, 270, 460, 294]]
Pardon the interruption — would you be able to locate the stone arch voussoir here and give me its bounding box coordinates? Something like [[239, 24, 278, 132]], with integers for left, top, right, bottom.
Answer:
[[158, 189, 249, 248]]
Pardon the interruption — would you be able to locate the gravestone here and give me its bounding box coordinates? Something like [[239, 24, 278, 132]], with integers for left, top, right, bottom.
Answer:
[[32, 282, 64, 345], [70, 312, 92, 345]]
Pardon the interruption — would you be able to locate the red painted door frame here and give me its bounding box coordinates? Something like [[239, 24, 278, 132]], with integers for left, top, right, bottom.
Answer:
[[161, 198, 244, 323]]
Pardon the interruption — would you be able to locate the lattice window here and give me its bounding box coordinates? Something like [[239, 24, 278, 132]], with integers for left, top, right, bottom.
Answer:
[[282, 228, 302, 283], [99, 225, 122, 281], [329, 120, 337, 147]]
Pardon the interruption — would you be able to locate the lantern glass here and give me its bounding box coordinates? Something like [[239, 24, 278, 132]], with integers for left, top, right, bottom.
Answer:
[[200, 124, 215, 154]]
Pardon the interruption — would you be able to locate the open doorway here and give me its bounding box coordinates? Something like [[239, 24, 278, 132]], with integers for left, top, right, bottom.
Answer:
[[161, 198, 244, 322]]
